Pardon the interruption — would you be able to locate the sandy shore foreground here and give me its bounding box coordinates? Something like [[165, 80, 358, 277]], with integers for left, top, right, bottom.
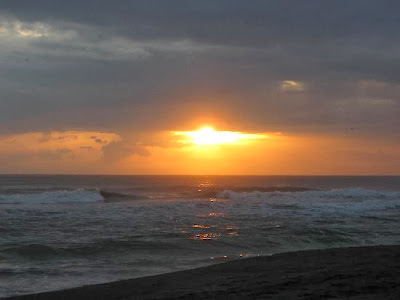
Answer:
[[4, 245, 400, 299]]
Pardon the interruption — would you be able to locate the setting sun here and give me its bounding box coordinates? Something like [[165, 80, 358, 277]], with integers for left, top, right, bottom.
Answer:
[[173, 127, 268, 145]]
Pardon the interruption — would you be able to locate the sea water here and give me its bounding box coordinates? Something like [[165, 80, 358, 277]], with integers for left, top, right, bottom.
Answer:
[[1, 175, 400, 297]]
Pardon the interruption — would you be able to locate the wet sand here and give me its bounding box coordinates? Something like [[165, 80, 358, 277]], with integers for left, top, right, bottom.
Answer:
[[4, 245, 400, 299]]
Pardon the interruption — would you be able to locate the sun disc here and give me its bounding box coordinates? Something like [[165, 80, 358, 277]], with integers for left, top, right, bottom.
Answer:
[[173, 127, 267, 146]]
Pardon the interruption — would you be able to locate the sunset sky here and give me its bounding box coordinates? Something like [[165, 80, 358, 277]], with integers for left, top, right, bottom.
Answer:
[[1, 1, 399, 174]]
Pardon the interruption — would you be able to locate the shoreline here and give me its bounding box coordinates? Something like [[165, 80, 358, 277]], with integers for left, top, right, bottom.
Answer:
[[3, 245, 400, 299]]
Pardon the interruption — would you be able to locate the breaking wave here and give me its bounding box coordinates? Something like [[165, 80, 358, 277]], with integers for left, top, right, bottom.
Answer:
[[217, 187, 400, 200], [198, 186, 314, 198], [0, 188, 151, 204], [1, 185, 399, 208], [0, 189, 103, 204], [216, 188, 400, 214]]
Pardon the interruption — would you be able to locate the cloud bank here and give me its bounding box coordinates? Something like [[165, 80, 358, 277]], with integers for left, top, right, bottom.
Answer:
[[0, 1, 399, 173]]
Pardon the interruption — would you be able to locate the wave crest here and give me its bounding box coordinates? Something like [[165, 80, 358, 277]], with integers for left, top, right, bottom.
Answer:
[[0, 189, 103, 204], [217, 188, 400, 200], [100, 190, 149, 202], [216, 188, 400, 214]]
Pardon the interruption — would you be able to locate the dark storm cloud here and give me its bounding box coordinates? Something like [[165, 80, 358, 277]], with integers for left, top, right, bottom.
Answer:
[[3, 1, 399, 44], [1, 0, 400, 135]]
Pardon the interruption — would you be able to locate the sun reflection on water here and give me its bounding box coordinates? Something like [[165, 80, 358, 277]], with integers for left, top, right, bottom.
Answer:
[[192, 224, 210, 229], [208, 212, 225, 217], [197, 178, 214, 188], [185, 188, 240, 243], [187, 233, 221, 240]]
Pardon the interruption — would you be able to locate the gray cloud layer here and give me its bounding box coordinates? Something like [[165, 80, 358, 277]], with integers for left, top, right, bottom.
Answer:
[[1, 0, 400, 136]]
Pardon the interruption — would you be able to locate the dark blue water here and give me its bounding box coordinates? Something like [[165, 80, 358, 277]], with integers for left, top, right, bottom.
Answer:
[[1, 175, 400, 297]]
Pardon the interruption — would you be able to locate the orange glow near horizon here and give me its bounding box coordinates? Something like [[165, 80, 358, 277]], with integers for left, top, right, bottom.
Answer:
[[173, 127, 269, 146], [1, 128, 399, 175]]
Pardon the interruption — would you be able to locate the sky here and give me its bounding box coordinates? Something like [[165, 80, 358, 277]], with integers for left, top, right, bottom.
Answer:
[[0, 0, 399, 174]]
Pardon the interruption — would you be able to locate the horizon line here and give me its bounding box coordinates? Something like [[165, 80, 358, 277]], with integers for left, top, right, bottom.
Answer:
[[0, 174, 399, 177]]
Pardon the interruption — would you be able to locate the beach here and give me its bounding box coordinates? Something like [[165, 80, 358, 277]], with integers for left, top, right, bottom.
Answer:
[[3, 245, 399, 299]]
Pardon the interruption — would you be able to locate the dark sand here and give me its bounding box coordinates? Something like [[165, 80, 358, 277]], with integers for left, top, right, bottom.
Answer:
[[4, 245, 400, 299]]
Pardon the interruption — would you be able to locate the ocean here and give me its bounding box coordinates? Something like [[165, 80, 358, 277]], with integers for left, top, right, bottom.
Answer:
[[1, 175, 400, 298]]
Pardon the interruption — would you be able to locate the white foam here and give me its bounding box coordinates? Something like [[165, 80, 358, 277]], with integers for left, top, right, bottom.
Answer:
[[216, 188, 400, 214], [218, 188, 400, 200]]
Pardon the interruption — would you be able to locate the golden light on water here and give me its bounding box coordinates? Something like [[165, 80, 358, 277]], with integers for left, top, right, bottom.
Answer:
[[173, 127, 268, 146], [187, 233, 221, 240], [192, 224, 210, 229]]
